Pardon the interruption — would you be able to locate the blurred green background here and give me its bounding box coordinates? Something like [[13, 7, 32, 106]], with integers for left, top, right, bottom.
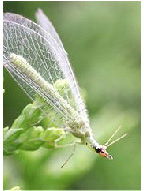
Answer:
[[3, 1, 140, 190]]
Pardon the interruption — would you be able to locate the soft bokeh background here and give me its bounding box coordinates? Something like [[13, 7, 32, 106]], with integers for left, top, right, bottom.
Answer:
[[3, 1, 140, 190]]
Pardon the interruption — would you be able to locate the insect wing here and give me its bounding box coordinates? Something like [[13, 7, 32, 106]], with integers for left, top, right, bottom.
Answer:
[[3, 12, 89, 125], [35, 9, 89, 124], [36, 9, 65, 53]]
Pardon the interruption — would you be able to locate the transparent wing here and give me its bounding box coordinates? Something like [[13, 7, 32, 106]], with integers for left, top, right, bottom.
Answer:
[[3, 12, 89, 125], [36, 9, 65, 53]]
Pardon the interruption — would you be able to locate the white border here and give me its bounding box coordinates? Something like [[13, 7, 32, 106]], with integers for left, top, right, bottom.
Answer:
[[0, 1, 3, 191], [2, 1, 142, 191], [2, 0, 142, 1]]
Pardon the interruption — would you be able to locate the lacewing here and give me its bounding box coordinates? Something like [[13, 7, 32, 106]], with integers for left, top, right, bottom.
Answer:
[[3, 9, 126, 161]]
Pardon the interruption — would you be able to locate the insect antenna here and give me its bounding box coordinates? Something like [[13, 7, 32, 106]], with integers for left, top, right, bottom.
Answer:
[[105, 126, 121, 146], [106, 133, 127, 147], [104, 126, 127, 147]]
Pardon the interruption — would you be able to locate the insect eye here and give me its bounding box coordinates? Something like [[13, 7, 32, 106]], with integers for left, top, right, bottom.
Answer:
[[95, 148, 101, 153]]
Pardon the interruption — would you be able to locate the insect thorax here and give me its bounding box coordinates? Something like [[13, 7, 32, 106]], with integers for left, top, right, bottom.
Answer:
[[68, 118, 94, 141]]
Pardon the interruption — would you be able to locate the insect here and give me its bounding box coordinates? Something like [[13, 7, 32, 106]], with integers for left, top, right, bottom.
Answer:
[[3, 9, 126, 163]]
